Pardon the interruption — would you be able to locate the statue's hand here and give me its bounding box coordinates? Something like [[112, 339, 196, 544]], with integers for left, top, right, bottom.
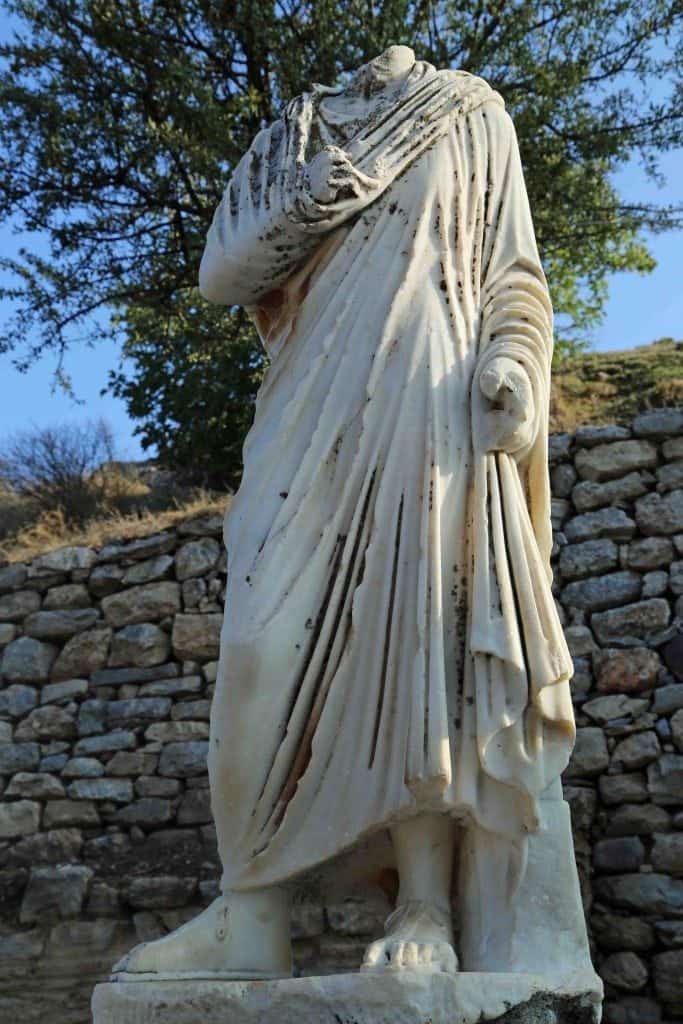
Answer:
[[302, 146, 381, 210], [479, 356, 535, 454]]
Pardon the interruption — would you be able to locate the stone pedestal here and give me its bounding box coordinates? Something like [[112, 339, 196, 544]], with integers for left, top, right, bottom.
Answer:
[[93, 969, 603, 1024]]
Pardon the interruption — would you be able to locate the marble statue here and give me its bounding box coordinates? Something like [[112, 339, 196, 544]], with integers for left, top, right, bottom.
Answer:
[[101, 45, 601, 1020]]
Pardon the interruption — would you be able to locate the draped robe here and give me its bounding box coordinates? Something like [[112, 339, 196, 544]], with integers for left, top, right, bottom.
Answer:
[[200, 59, 575, 891]]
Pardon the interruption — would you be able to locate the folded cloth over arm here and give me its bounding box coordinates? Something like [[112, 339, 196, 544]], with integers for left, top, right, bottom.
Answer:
[[459, 105, 574, 851]]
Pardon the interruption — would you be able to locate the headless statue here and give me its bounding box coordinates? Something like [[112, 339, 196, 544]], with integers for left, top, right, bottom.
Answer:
[[112, 46, 593, 983]]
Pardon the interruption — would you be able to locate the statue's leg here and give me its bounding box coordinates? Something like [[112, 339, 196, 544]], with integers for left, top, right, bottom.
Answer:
[[362, 813, 458, 973]]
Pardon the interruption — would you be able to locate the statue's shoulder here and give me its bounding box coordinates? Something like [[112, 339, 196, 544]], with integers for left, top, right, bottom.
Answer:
[[433, 66, 505, 108]]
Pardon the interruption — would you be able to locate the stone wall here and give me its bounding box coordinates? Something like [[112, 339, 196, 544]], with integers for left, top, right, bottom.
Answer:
[[1, 407, 682, 1024]]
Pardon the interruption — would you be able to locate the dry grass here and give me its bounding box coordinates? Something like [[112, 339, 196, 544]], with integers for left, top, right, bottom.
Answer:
[[1, 491, 231, 565]]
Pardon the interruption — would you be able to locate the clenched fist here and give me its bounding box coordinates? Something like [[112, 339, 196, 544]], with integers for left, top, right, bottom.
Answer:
[[479, 356, 535, 454]]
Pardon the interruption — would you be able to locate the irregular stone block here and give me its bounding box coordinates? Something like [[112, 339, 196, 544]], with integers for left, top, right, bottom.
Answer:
[[656, 460, 683, 493], [97, 532, 176, 563], [564, 728, 609, 778], [15, 705, 76, 741], [78, 698, 108, 736], [562, 571, 641, 612], [626, 536, 674, 570], [89, 563, 125, 596], [67, 777, 134, 802], [633, 407, 683, 438], [62, 756, 105, 778], [572, 472, 649, 512], [0, 742, 40, 774], [575, 440, 657, 482], [600, 951, 648, 992], [642, 569, 669, 597], [598, 772, 648, 806], [116, 798, 176, 828], [43, 799, 100, 829], [590, 912, 654, 953], [0, 799, 41, 838], [582, 695, 648, 726], [653, 949, 683, 1011], [595, 872, 683, 916], [611, 730, 661, 771], [41, 677, 89, 704], [651, 832, 683, 875], [23, 607, 99, 640], [0, 562, 28, 592], [0, 588, 40, 620], [51, 626, 111, 680], [177, 514, 224, 537], [593, 837, 644, 873], [20, 864, 93, 923], [559, 539, 618, 581], [139, 675, 203, 698], [122, 554, 175, 586], [648, 754, 683, 806], [171, 613, 223, 661], [74, 730, 136, 755], [636, 488, 683, 536], [145, 721, 209, 743], [0, 683, 37, 717], [175, 538, 221, 580], [123, 875, 197, 910], [5, 772, 65, 799], [107, 750, 159, 776], [107, 697, 172, 725], [109, 623, 172, 667], [3, 827, 83, 866], [592, 600, 670, 646], [562, 785, 597, 832], [176, 788, 212, 825], [2, 636, 58, 683], [101, 582, 181, 627], [605, 802, 671, 836], [91, 662, 180, 687], [30, 545, 96, 574], [158, 741, 209, 778], [562, 508, 636, 543], [42, 582, 92, 609]]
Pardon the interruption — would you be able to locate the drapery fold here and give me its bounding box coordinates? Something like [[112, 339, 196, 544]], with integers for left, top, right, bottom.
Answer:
[[200, 58, 574, 891]]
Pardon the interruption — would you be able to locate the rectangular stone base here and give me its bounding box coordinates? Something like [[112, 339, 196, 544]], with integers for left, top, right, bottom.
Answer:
[[93, 969, 603, 1023]]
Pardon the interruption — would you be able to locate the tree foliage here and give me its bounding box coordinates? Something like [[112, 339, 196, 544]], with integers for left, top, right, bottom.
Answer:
[[1, 0, 681, 484], [0, 418, 116, 523]]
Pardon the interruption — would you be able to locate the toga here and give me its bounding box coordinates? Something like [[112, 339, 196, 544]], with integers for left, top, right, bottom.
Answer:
[[199, 52, 575, 892]]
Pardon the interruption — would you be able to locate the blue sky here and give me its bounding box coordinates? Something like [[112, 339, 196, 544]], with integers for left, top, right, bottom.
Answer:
[[0, 21, 681, 463]]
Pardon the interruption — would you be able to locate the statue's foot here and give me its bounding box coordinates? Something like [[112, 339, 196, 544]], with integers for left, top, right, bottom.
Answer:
[[111, 889, 292, 982], [361, 900, 458, 974]]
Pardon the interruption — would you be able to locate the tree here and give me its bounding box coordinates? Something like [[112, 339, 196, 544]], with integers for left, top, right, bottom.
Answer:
[[1, 0, 681, 484], [0, 418, 116, 523]]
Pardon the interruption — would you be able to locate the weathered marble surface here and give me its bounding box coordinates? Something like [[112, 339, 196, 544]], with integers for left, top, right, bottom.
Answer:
[[93, 971, 603, 1024]]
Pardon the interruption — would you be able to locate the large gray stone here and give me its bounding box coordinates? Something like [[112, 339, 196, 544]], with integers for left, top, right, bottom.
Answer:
[[89, 563, 126, 597], [5, 772, 65, 799], [43, 799, 100, 828], [594, 872, 683, 916], [139, 675, 203, 698], [158, 741, 209, 778], [647, 754, 683, 806], [0, 683, 37, 716], [177, 514, 224, 537], [107, 750, 159, 776], [625, 536, 674, 571], [593, 837, 644, 873], [116, 798, 175, 828], [1, 636, 58, 682], [67, 777, 134, 801], [652, 684, 683, 715], [595, 647, 661, 693], [41, 677, 89, 704], [590, 912, 654, 953], [633, 407, 683, 438], [592, 599, 670, 646], [172, 613, 222, 661], [30, 545, 96, 574], [2, 827, 82, 866], [564, 728, 609, 778], [0, 799, 41, 838], [651, 833, 683, 875], [0, 588, 40, 620], [97, 532, 176, 563], [559, 539, 618, 581], [636, 488, 683, 536], [175, 538, 221, 580], [656, 460, 683, 493], [109, 623, 171, 667], [561, 572, 641, 612], [574, 425, 632, 447], [42, 582, 92, 609], [91, 662, 180, 687], [653, 950, 683, 1011], [123, 875, 197, 909], [23, 607, 98, 640], [74, 729, 137, 755], [20, 864, 93, 923], [605, 803, 671, 836], [101, 582, 181, 627], [572, 472, 649, 512], [611, 731, 661, 771], [599, 951, 648, 993], [0, 742, 40, 773], [62, 756, 106, 778], [14, 704, 76, 741], [0, 562, 28, 592], [107, 697, 172, 725], [92, 972, 604, 1024], [582, 695, 648, 726], [122, 555, 175, 586], [563, 508, 636, 543], [145, 721, 209, 742], [575, 440, 657, 482], [598, 773, 648, 806], [51, 626, 111, 680]]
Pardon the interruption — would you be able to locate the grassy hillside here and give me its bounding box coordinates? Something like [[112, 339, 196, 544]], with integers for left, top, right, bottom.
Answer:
[[550, 337, 683, 433]]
